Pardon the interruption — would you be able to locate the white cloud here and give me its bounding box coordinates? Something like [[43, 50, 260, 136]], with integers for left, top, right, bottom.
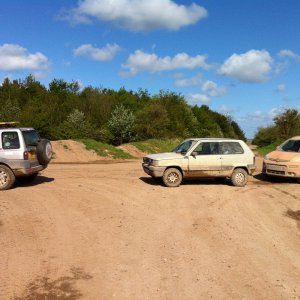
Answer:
[[175, 75, 226, 104], [175, 73, 203, 87], [186, 93, 210, 104], [201, 80, 226, 97], [218, 105, 238, 115], [67, 0, 208, 31], [247, 107, 285, 122], [278, 49, 300, 61], [0, 44, 49, 72], [276, 83, 286, 93], [73, 43, 121, 61], [218, 49, 273, 83], [121, 50, 210, 76]]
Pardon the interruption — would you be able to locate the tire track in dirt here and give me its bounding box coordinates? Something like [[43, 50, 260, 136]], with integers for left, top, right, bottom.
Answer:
[[1, 162, 300, 299]]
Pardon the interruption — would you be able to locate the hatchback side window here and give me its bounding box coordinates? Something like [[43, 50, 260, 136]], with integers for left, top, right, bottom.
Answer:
[[193, 142, 219, 155], [1, 132, 20, 149], [220, 142, 244, 154]]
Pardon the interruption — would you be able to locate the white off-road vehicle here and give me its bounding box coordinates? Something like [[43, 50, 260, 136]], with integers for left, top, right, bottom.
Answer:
[[0, 122, 52, 190], [142, 138, 255, 187]]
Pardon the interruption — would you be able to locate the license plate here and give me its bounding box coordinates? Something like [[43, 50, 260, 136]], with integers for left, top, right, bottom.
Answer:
[[266, 164, 285, 171], [28, 152, 37, 160]]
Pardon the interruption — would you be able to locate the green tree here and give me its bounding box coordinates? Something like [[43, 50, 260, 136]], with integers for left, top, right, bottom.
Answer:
[[231, 120, 246, 141], [252, 126, 278, 147], [54, 109, 92, 139], [108, 104, 135, 145], [135, 102, 169, 139], [192, 105, 223, 137], [274, 108, 300, 139], [0, 98, 21, 121]]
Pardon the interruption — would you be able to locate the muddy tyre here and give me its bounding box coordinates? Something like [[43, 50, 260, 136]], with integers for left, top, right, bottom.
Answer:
[[230, 168, 248, 187], [37, 139, 52, 165], [163, 168, 182, 187], [0, 165, 15, 190]]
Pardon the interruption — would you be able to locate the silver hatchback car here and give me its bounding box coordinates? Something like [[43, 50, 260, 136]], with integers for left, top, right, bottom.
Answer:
[[0, 123, 52, 190], [143, 138, 256, 187]]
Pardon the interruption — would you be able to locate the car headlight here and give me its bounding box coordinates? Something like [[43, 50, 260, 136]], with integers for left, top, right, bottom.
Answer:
[[152, 160, 159, 166], [290, 156, 300, 163]]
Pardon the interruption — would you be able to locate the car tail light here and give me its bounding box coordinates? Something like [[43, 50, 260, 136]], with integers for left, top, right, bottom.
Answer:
[[23, 151, 29, 160]]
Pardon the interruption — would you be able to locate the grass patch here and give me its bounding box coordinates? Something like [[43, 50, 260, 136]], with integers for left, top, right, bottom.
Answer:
[[80, 139, 133, 159], [256, 142, 279, 156], [131, 139, 181, 154]]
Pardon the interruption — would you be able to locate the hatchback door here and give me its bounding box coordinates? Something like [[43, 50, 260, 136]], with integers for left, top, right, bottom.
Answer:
[[219, 142, 245, 176], [187, 142, 222, 177]]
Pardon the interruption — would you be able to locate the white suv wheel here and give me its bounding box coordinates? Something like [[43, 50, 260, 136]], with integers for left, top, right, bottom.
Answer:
[[0, 166, 15, 190]]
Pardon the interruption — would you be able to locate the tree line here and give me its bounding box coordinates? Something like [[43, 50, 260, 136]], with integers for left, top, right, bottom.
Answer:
[[252, 108, 300, 147], [0, 76, 246, 145]]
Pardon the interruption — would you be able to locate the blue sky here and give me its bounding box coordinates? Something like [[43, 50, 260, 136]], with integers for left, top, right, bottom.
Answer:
[[0, 0, 299, 138]]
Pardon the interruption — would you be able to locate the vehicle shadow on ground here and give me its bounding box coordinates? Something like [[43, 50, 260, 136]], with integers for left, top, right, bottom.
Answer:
[[13, 267, 92, 300], [139, 177, 230, 187], [16, 175, 54, 188], [253, 173, 299, 184]]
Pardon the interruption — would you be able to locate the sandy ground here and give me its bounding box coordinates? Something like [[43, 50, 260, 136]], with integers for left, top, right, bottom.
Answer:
[[1, 147, 300, 299]]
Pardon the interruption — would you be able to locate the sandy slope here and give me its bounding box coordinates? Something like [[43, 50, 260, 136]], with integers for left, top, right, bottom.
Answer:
[[51, 140, 109, 163], [1, 157, 300, 299]]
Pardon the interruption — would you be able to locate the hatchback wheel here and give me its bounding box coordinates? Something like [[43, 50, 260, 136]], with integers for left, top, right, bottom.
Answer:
[[163, 168, 182, 187], [231, 168, 248, 187]]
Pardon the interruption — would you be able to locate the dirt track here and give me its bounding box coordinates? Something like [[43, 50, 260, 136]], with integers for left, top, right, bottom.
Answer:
[[1, 159, 300, 299]]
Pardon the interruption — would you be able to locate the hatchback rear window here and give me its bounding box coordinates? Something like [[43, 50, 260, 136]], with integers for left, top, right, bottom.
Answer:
[[22, 130, 40, 146], [220, 142, 244, 154]]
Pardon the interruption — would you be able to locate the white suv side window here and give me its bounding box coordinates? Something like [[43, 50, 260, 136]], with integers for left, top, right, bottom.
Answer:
[[1, 132, 20, 149]]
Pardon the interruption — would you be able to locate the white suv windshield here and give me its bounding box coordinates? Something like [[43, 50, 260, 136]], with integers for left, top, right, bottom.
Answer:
[[281, 139, 300, 152]]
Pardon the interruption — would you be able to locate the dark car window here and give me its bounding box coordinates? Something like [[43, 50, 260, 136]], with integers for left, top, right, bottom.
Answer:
[[173, 140, 196, 154], [281, 139, 300, 152], [193, 142, 219, 155], [1, 132, 20, 149], [22, 130, 40, 146]]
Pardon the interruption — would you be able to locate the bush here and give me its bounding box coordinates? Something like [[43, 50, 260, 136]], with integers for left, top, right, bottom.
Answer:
[[108, 104, 135, 145]]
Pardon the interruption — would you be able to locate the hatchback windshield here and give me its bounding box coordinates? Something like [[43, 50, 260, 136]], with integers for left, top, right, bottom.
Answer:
[[280, 139, 300, 152], [173, 140, 197, 154], [22, 130, 40, 146]]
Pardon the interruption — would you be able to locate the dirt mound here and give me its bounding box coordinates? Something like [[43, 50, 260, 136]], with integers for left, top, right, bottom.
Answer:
[[51, 140, 109, 163], [117, 144, 147, 158]]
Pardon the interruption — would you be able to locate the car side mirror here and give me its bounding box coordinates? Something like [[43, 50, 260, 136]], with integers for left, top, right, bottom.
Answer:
[[276, 146, 281, 150], [191, 151, 197, 158]]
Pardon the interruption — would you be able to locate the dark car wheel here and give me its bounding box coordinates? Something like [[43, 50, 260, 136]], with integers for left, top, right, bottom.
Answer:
[[0, 165, 15, 190], [36, 139, 52, 165]]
